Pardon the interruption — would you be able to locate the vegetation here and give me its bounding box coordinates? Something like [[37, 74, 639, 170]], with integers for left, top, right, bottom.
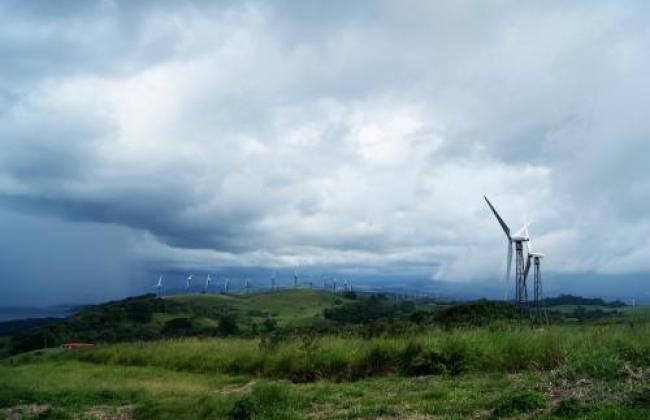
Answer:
[[544, 294, 626, 308], [2, 290, 650, 418], [7, 291, 357, 354]]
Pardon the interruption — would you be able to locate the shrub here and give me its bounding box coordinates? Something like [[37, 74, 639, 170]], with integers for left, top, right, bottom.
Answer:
[[398, 342, 445, 376], [217, 313, 240, 336], [491, 390, 546, 417], [228, 383, 295, 419], [323, 298, 399, 323], [627, 386, 650, 409], [161, 317, 193, 336], [356, 342, 399, 377], [435, 300, 519, 327], [36, 407, 69, 420], [553, 398, 590, 417], [564, 350, 623, 380]]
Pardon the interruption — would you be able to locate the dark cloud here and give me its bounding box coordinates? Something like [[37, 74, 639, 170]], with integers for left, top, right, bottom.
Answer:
[[1, 0, 650, 307]]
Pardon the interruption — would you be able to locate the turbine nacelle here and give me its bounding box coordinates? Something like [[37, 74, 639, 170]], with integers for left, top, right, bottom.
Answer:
[[510, 235, 530, 242]]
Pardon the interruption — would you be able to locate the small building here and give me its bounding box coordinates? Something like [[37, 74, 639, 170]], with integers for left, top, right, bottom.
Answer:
[[61, 342, 94, 349]]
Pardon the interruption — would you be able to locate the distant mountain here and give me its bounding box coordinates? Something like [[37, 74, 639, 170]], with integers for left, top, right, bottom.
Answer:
[[0, 304, 81, 322]]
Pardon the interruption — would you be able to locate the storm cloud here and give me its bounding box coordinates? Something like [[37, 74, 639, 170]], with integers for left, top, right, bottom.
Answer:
[[2, 0, 650, 304]]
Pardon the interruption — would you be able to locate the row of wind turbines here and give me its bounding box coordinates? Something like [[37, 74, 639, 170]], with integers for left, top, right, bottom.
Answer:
[[154, 271, 355, 298], [154, 274, 238, 297], [484, 195, 547, 317], [152, 195, 546, 312]]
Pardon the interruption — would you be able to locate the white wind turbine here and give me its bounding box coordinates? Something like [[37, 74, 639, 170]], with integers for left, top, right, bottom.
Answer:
[[523, 226, 546, 319], [186, 275, 193, 293], [154, 275, 163, 297], [204, 274, 212, 293], [484, 195, 530, 305]]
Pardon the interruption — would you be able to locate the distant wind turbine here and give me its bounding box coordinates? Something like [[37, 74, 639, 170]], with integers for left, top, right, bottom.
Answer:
[[484, 195, 530, 305], [204, 274, 212, 294], [154, 275, 163, 297], [524, 226, 547, 321], [186, 275, 193, 293]]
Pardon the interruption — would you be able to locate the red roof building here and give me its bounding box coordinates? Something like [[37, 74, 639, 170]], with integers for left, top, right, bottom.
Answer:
[[61, 342, 94, 349]]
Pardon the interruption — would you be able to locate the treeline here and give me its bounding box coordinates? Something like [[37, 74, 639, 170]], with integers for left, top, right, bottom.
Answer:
[[0, 318, 60, 336], [10, 294, 205, 354], [7, 291, 629, 356], [545, 294, 626, 308]]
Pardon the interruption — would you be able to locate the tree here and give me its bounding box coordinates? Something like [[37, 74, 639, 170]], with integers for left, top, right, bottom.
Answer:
[[217, 313, 239, 336]]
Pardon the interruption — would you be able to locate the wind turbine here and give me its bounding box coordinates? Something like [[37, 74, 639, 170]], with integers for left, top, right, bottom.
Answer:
[[186, 275, 193, 294], [293, 270, 298, 289], [484, 195, 530, 305], [223, 277, 230, 294], [523, 227, 546, 321], [271, 273, 276, 291], [154, 275, 163, 297], [204, 274, 212, 294]]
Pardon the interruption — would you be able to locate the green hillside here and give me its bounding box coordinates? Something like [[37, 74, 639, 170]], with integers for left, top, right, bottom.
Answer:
[[168, 289, 355, 328], [3, 292, 650, 418]]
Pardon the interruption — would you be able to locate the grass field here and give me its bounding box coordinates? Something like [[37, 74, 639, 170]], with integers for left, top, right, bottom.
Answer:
[[2, 347, 650, 419], [3, 294, 650, 418]]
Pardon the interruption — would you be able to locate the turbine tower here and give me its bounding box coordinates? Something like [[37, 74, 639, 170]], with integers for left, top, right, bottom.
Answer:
[[154, 275, 163, 297], [524, 229, 547, 322], [186, 275, 193, 293], [223, 277, 230, 294], [484, 196, 530, 306], [293, 270, 298, 289], [245, 278, 250, 294], [271, 273, 276, 292]]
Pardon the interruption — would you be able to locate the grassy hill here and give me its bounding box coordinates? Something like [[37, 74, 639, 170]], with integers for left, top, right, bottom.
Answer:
[[8, 290, 421, 354], [3, 292, 650, 418], [168, 289, 355, 329]]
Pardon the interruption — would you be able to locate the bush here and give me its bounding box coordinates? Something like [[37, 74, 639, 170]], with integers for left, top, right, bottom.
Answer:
[[228, 383, 295, 419], [398, 342, 445, 376], [435, 300, 519, 327], [217, 313, 240, 336], [627, 386, 650, 409], [553, 398, 590, 417], [491, 390, 546, 417], [36, 407, 69, 420], [161, 317, 193, 336], [564, 350, 623, 380]]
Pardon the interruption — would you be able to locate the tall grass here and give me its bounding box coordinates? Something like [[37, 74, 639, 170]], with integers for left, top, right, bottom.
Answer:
[[71, 323, 650, 381]]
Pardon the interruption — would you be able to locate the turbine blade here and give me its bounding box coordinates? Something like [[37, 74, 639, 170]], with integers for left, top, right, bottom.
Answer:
[[524, 254, 532, 280], [504, 241, 513, 301], [484, 195, 511, 239]]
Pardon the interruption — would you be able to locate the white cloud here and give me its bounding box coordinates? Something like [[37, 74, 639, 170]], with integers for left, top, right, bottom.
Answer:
[[2, 0, 650, 284]]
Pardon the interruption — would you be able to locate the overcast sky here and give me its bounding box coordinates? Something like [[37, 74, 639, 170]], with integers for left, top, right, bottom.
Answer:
[[2, 0, 650, 305]]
